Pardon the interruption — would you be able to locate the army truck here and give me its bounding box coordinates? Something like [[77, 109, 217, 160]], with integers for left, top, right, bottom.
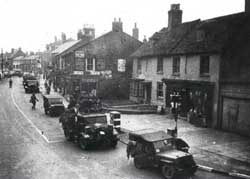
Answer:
[[59, 109, 119, 150]]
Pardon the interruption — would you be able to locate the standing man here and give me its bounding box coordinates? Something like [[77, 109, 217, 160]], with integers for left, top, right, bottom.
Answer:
[[9, 78, 13, 88], [30, 93, 39, 109]]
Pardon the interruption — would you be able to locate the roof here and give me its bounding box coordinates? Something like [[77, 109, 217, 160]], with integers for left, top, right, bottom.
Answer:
[[62, 30, 142, 58], [131, 20, 199, 58], [129, 128, 172, 142], [52, 40, 80, 55], [131, 12, 250, 58]]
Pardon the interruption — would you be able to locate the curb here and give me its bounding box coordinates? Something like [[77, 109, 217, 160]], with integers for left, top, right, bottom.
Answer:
[[198, 165, 250, 179], [120, 127, 250, 179]]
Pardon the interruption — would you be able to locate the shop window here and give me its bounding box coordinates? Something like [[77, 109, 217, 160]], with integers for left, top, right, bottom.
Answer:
[[157, 57, 163, 73], [172, 56, 180, 75], [157, 82, 163, 99], [200, 55, 210, 75], [87, 58, 93, 71]]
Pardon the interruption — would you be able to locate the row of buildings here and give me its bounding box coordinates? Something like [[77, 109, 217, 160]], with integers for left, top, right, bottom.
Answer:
[[48, 0, 250, 137], [1, 48, 42, 75]]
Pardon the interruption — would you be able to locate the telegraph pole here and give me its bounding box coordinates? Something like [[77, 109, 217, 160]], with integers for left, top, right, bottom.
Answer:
[[1, 48, 3, 75]]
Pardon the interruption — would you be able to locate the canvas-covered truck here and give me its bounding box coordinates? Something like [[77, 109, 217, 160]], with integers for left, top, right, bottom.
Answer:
[[59, 110, 119, 150]]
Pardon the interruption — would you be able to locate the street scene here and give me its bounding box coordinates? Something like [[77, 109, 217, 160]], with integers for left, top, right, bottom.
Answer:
[[0, 0, 250, 179]]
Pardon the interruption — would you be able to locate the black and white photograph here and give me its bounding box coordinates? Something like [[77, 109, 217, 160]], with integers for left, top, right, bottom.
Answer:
[[0, 0, 250, 178]]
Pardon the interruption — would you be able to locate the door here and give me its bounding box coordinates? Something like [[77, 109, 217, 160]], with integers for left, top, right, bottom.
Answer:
[[145, 83, 152, 103], [222, 97, 250, 136]]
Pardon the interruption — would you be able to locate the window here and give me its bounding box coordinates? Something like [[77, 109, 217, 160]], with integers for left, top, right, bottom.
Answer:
[[87, 58, 93, 71], [157, 82, 163, 99], [130, 81, 144, 97], [137, 60, 142, 74], [200, 55, 210, 75], [96, 59, 105, 71], [172, 56, 180, 75], [157, 57, 163, 73]]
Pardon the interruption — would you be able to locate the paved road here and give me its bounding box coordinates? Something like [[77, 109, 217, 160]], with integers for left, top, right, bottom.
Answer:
[[0, 77, 237, 179]]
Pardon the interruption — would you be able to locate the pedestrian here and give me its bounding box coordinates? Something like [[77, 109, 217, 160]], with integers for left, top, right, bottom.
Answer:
[[9, 78, 13, 88], [46, 85, 51, 95], [30, 93, 39, 109]]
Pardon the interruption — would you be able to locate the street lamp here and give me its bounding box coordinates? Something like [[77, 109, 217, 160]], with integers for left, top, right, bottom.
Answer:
[[170, 92, 182, 137]]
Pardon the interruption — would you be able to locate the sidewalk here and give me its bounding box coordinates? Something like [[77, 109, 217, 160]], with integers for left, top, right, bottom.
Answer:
[[120, 114, 250, 176]]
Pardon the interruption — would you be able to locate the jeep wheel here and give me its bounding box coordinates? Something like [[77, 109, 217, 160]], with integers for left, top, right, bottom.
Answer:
[[64, 128, 73, 141], [111, 140, 118, 148], [79, 136, 89, 150], [161, 165, 175, 179], [134, 157, 143, 169]]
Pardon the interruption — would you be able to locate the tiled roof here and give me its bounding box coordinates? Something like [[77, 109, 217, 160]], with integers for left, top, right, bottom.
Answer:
[[131, 12, 250, 58], [52, 40, 80, 55]]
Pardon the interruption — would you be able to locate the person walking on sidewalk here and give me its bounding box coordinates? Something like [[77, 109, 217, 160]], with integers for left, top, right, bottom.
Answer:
[[30, 93, 39, 110], [9, 78, 13, 88]]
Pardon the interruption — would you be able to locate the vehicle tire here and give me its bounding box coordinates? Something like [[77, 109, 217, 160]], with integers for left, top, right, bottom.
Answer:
[[79, 136, 89, 150], [161, 164, 175, 179], [111, 140, 118, 148], [134, 157, 143, 169], [64, 128, 73, 141]]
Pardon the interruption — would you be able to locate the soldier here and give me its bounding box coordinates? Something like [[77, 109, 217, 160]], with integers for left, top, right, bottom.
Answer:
[[9, 78, 13, 88], [30, 93, 39, 109]]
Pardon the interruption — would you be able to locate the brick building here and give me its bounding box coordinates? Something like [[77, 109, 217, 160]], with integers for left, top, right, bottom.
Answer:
[[130, 1, 250, 136], [54, 19, 142, 99]]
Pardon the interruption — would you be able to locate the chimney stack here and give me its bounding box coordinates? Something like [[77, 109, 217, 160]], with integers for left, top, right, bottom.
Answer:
[[61, 32, 66, 43], [246, 0, 250, 13], [112, 17, 123, 32], [168, 4, 182, 30], [132, 23, 139, 40]]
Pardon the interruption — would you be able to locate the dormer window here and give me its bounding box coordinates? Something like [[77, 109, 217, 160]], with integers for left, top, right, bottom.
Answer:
[[196, 30, 205, 42]]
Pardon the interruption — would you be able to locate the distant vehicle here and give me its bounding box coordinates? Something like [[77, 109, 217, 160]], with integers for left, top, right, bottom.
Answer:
[[43, 94, 65, 116], [24, 79, 39, 93], [13, 69, 23, 77], [23, 73, 36, 86], [59, 111, 119, 150], [127, 129, 197, 179]]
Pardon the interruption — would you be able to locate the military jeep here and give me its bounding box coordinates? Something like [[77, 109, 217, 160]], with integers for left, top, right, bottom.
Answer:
[[127, 129, 197, 179], [24, 79, 40, 93], [59, 110, 119, 150], [43, 94, 65, 117]]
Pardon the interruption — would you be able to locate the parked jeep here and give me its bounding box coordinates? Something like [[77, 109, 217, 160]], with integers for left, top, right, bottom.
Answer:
[[43, 94, 65, 116], [24, 79, 39, 93], [127, 129, 197, 179], [59, 110, 119, 150]]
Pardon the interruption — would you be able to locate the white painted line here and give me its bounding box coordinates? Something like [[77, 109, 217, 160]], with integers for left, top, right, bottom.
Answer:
[[11, 90, 50, 143], [229, 173, 250, 179], [198, 165, 213, 172]]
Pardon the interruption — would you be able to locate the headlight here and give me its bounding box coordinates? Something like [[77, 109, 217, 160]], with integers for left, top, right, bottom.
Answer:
[[100, 131, 105, 135], [84, 134, 90, 138]]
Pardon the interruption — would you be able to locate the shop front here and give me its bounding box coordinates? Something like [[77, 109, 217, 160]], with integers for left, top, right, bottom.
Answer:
[[162, 79, 214, 127]]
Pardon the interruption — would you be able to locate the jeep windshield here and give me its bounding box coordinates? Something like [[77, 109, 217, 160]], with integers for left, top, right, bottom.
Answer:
[[153, 139, 175, 153], [48, 98, 63, 104], [85, 116, 107, 124], [27, 80, 38, 85]]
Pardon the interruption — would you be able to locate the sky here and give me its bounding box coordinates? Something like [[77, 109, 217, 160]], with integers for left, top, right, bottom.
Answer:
[[0, 0, 245, 53]]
